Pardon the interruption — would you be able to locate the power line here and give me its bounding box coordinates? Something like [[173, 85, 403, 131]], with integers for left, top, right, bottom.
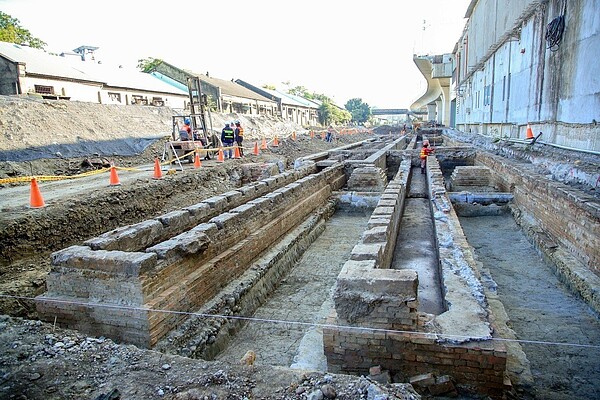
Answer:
[[2, 293, 599, 350]]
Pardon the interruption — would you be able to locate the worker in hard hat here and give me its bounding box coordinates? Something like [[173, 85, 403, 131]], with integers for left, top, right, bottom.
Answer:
[[221, 122, 235, 159], [419, 139, 434, 174], [179, 118, 192, 141], [234, 121, 244, 157]]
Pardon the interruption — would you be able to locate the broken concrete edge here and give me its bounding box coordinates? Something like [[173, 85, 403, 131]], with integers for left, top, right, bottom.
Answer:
[[49, 245, 158, 277], [333, 259, 418, 324], [426, 157, 495, 343]]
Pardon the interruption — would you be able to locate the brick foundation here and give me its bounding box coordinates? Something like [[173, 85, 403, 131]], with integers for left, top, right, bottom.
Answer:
[[36, 163, 347, 347]]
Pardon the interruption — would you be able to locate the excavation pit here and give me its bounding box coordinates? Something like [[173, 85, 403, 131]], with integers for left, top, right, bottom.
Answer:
[[31, 131, 600, 399]]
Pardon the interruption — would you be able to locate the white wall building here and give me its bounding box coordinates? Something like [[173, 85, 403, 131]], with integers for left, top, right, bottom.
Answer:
[[453, 0, 600, 152], [0, 42, 188, 108]]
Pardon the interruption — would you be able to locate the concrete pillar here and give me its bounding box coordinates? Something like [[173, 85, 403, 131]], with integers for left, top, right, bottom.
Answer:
[[427, 104, 436, 121], [435, 100, 443, 123], [440, 85, 451, 127]]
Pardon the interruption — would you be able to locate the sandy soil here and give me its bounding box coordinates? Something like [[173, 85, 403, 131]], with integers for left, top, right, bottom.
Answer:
[[460, 213, 600, 400]]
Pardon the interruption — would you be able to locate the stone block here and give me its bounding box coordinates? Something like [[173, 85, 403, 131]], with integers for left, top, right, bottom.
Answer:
[[203, 195, 227, 211], [429, 375, 457, 396], [222, 190, 243, 205], [145, 231, 211, 260], [350, 243, 382, 262], [362, 226, 388, 243], [84, 219, 164, 252], [372, 206, 395, 216], [51, 245, 157, 276], [184, 202, 211, 220], [208, 212, 238, 230], [230, 203, 257, 221], [368, 216, 391, 228], [377, 199, 397, 207], [156, 210, 192, 233], [409, 372, 435, 387]]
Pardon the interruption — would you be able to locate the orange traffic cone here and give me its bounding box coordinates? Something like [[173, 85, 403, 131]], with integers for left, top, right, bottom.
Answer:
[[194, 152, 202, 168], [310, 130, 315, 139], [109, 166, 121, 186], [253, 141, 259, 156], [292, 131, 296, 140], [272, 136, 279, 147], [261, 137, 268, 150], [153, 158, 163, 179], [526, 123, 534, 139], [217, 148, 225, 163], [29, 178, 45, 208], [233, 143, 241, 159]]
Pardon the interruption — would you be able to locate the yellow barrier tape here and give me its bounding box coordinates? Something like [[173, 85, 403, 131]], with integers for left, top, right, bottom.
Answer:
[[0, 167, 110, 185], [114, 166, 143, 172]]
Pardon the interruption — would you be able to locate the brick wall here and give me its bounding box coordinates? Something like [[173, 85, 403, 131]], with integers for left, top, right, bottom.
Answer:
[[323, 318, 507, 399], [36, 163, 346, 347], [475, 152, 600, 311]]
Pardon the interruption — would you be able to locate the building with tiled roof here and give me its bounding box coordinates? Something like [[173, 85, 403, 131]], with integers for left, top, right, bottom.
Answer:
[[0, 41, 188, 108], [148, 61, 278, 116], [235, 80, 320, 126]]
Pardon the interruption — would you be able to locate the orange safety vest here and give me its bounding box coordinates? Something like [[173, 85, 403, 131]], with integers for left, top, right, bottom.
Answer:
[[420, 147, 432, 159], [236, 126, 244, 137]]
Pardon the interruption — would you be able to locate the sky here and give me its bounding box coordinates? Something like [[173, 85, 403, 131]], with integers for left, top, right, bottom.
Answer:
[[1, 0, 471, 108]]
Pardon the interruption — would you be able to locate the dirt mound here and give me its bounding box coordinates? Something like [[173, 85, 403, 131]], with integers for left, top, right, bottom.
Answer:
[[0, 315, 420, 399]]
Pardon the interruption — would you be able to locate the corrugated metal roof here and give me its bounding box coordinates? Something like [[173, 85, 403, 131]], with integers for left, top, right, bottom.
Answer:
[[68, 61, 187, 95], [0, 41, 187, 95], [260, 88, 320, 108], [190, 71, 274, 103], [0, 42, 92, 82]]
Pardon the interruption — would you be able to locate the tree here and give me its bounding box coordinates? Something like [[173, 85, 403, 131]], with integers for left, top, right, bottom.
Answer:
[[137, 57, 163, 73], [287, 85, 310, 98], [262, 84, 276, 90], [0, 12, 46, 49], [345, 98, 371, 124], [319, 101, 351, 126]]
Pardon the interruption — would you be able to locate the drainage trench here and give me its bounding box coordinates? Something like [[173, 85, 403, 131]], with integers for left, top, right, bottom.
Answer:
[[213, 205, 371, 369], [391, 166, 444, 315]]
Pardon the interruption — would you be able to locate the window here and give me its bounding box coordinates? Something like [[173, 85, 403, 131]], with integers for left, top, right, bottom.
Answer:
[[131, 95, 148, 105], [108, 92, 121, 102], [483, 85, 491, 106], [34, 85, 54, 95]]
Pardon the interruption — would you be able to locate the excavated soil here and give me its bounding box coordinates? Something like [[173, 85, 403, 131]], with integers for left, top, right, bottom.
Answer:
[[0, 98, 420, 399]]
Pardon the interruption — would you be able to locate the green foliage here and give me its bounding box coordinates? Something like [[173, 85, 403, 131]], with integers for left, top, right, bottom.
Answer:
[[287, 85, 310, 97], [319, 101, 351, 125], [345, 98, 371, 124], [0, 12, 46, 49], [137, 57, 163, 73], [262, 84, 276, 90]]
